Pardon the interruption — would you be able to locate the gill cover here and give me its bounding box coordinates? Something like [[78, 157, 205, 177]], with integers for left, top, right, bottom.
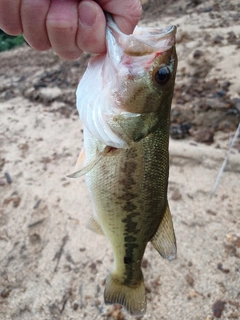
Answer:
[[76, 15, 176, 148]]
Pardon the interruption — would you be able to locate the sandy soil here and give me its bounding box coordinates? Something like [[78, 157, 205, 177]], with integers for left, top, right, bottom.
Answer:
[[0, 1, 240, 319]]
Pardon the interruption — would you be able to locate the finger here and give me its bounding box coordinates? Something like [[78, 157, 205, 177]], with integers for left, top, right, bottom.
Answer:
[[97, 0, 142, 34], [77, 0, 106, 54], [46, 0, 82, 60], [20, 0, 51, 51], [0, 0, 22, 35]]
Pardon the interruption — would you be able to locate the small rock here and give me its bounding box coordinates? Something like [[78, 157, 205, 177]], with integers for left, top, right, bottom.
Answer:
[[228, 300, 240, 308], [4, 172, 12, 184], [150, 278, 161, 290], [94, 299, 101, 307], [221, 194, 228, 201], [39, 87, 62, 103], [72, 302, 79, 310], [89, 262, 98, 274], [224, 233, 240, 258], [33, 199, 41, 209], [12, 195, 21, 208], [29, 233, 41, 245], [212, 35, 224, 44], [217, 263, 230, 274], [202, 6, 213, 12], [212, 300, 225, 318], [227, 31, 237, 44], [228, 312, 240, 319], [188, 289, 197, 299], [58, 105, 72, 118], [194, 128, 214, 144], [0, 158, 5, 171], [0, 288, 10, 298], [233, 98, 240, 112], [170, 123, 191, 139], [3, 194, 21, 208], [186, 274, 194, 286], [171, 188, 182, 201], [141, 258, 148, 268], [206, 209, 217, 216], [187, 0, 202, 8], [193, 50, 204, 59], [145, 284, 152, 293], [106, 304, 125, 320]]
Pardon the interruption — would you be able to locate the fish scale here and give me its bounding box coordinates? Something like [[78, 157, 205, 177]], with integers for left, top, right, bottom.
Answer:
[[69, 15, 178, 316]]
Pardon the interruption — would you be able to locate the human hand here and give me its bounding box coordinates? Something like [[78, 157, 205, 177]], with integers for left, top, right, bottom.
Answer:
[[0, 0, 142, 60]]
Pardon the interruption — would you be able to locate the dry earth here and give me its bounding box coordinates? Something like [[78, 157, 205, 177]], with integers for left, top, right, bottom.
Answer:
[[0, 1, 240, 319]]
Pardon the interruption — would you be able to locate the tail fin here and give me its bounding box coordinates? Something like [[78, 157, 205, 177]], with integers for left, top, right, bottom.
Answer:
[[104, 274, 146, 316]]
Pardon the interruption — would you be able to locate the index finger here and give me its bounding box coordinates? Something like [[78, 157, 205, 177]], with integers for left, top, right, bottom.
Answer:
[[0, 0, 22, 35]]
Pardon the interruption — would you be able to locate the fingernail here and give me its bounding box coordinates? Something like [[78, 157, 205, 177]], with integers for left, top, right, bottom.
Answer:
[[79, 1, 97, 27]]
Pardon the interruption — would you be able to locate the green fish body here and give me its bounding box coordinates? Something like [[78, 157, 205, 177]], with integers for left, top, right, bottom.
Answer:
[[69, 15, 178, 315]]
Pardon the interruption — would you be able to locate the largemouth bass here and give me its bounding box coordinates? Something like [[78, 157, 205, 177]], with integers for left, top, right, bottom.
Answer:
[[69, 15, 178, 316]]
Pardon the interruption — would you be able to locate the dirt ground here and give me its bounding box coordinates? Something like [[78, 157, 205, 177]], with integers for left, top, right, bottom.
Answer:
[[0, 1, 240, 319]]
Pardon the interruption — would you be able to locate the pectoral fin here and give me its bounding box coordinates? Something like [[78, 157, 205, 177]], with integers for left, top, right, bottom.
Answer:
[[67, 146, 110, 178], [151, 203, 176, 260], [86, 216, 105, 235], [75, 147, 86, 170]]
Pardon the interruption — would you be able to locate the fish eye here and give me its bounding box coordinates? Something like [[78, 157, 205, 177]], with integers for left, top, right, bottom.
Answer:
[[153, 66, 171, 86]]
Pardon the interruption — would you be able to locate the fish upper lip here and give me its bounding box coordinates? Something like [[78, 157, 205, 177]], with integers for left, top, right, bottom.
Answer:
[[106, 15, 176, 56], [132, 24, 176, 44], [131, 25, 176, 53], [134, 25, 177, 38]]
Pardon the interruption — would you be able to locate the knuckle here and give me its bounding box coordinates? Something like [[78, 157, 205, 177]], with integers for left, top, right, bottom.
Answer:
[[47, 18, 76, 31], [32, 42, 51, 51], [56, 50, 82, 60]]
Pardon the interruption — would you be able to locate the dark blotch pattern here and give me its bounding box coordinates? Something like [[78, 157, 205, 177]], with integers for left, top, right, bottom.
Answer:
[[124, 256, 132, 265]]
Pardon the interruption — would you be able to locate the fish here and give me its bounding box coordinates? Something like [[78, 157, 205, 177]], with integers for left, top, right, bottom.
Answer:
[[68, 15, 178, 316]]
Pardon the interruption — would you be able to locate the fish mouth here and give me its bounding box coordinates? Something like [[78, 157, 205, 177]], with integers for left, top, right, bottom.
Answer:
[[133, 25, 176, 39], [107, 14, 176, 56], [129, 25, 176, 55]]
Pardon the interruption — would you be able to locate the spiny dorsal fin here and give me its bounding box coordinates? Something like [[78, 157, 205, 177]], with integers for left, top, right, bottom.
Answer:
[[151, 203, 177, 260], [86, 216, 105, 236], [104, 273, 146, 316]]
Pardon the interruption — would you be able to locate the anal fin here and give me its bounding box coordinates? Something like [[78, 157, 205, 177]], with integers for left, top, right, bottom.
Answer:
[[86, 216, 105, 236], [151, 203, 177, 260]]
